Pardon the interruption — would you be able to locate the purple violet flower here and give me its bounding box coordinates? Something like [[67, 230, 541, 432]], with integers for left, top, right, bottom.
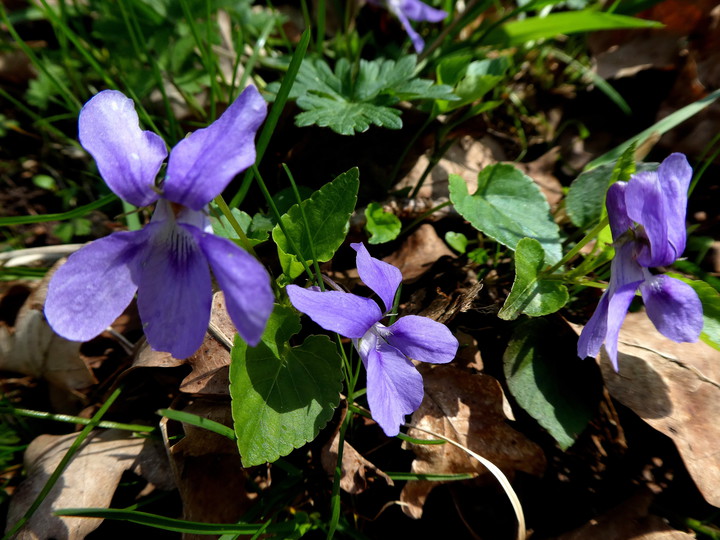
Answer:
[[368, 0, 447, 53], [577, 153, 703, 370], [45, 87, 274, 359], [286, 243, 458, 436]]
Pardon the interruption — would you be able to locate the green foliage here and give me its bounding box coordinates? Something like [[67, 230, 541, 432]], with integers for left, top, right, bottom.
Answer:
[[272, 168, 359, 282], [449, 165, 562, 264], [483, 10, 662, 46], [55, 507, 314, 536], [229, 305, 343, 467], [566, 158, 656, 230], [499, 238, 569, 320], [210, 206, 273, 247], [435, 56, 509, 113], [445, 232, 468, 254], [364, 203, 401, 244], [275, 56, 456, 135], [503, 318, 597, 450]]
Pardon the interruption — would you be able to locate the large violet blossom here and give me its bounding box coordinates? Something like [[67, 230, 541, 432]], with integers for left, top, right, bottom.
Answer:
[[286, 243, 458, 436], [45, 87, 274, 359], [368, 0, 446, 53], [577, 153, 703, 370]]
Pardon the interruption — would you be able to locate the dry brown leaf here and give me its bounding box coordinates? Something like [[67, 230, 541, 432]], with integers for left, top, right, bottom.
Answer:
[[400, 364, 546, 519], [599, 311, 720, 508], [382, 224, 455, 282], [552, 489, 694, 540], [5, 430, 168, 540], [393, 135, 505, 201], [161, 399, 259, 539], [0, 272, 95, 397], [179, 292, 235, 395], [321, 434, 393, 495]]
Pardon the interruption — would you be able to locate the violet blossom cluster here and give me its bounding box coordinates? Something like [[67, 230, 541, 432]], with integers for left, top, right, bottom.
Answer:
[[287, 243, 458, 436], [577, 153, 703, 370], [45, 87, 274, 359]]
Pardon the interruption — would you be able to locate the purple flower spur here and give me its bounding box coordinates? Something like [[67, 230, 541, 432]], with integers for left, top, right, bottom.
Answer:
[[286, 243, 458, 436], [577, 153, 703, 370], [368, 0, 447, 53], [45, 87, 274, 359]]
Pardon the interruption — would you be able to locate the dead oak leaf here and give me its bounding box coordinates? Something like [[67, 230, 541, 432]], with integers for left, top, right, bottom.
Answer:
[[0, 270, 95, 397], [321, 403, 393, 495], [5, 430, 168, 540], [552, 489, 694, 540], [401, 364, 546, 519], [160, 399, 261, 537], [600, 311, 720, 508]]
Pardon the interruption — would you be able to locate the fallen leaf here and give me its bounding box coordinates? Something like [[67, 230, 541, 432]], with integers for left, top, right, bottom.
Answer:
[[0, 269, 96, 398], [179, 292, 236, 395], [161, 399, 261, 538], [401, 364, 546, 519], [321, 404, 393, 495], [5, 430, 169, 540], [599, 311, 720, 508], [395, 135, 504, 197], [382, 224, 455, 281], [552, 488, 694, 540]]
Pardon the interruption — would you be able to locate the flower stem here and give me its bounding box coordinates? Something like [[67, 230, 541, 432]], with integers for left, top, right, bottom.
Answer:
[[213, 195, 257, 257], [543, 217, 609, 277]]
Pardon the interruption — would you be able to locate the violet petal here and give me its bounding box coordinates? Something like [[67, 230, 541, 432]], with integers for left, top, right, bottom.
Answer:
[[351, 243, 402, 313], [136, 222, 212, 358], [400, 0, 447, 22], [164, 86, 267, 210], [193, 230, 273, 346], [394, 7, 426, 53], [577, 289, 610, 361], [656, 153, 692, 261], [79, 90, 167, 207], [286, 285, 381, 338], [624, 170, 672, 266], [606, 181, 632, 240], [641, 274, 703, 343], [384, 315, 457, 364], [362, 331, 424, 436], [45, 229, 148, 342]]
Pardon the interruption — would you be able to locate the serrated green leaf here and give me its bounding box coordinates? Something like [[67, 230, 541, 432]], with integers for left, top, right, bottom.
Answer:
[[449, 165, 562, 263], [365, 203, 401, 244], [498, 238, 569, 320], [503, 318, 598, 450], [272, 168, 359, 281], [230, 305, 343, 466], [669, 276, 720, 352], [445, 231, 468, 254], [279, 56, 456, 135]]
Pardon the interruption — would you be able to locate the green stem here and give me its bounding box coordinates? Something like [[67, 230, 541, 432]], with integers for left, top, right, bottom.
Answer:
[[2, 387, 124, 540], [543, 217, 610, 276], [213, 195, 257, 257], [252, 166, 315, 281], [399, 201, 452, 236], [1, 406, 154, 433], [283, 164, 324, 289]]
